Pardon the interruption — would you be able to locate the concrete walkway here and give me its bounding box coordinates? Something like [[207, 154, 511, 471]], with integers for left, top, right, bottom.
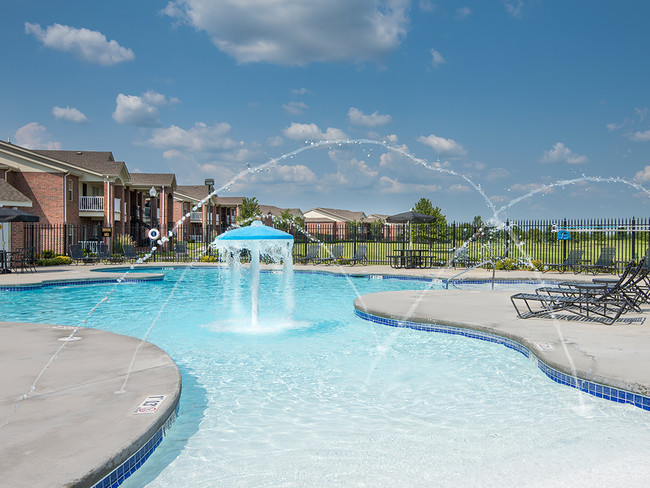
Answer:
[[0, 262, 646, 486]]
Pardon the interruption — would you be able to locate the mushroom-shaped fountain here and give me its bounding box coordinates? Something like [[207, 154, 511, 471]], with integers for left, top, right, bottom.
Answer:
[[211, 221, 294, 327]]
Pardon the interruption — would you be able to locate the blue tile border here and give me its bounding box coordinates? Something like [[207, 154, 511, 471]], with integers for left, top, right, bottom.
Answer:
[[0, 275, 163, 292], [91, 402, 179, 488], [354, 308, 650, 412]]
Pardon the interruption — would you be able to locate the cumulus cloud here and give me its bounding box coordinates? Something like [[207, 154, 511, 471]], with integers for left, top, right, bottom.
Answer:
[[417, 134, 467, 157], [486, 167, 511, 181], [25, 22, 134, 65], [162, 0, 409, 65], [14, 122, 61, 150], [112, 91, 178, 127], [634, 166, 650, 182], [448, 184, 471, 193], [503, 0, 525, 19], [627, 129, 650, 142], [283, 122, 347, 141], [283, 101, 308, 115], [142, 121, 237, 152], [540, 142, 588, 164], [248, 164, 317, 185], [52, 106, 88, 123], [430, 48, 446, 68], [378, 176, 441, 194], [348, 107, 392, 127]]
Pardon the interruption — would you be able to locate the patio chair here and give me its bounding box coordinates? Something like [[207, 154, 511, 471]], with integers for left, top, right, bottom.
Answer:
[[316, 244, 344, 265], [10, 247, 37, 273], [295, 244, 320, 264], [347, 245, 368, 266], [174, 242, 190, 261], [122, 245, 140, 263], [581, 247, 616, 274], [542, 249, 586, 274], [69, 244, 98, 265]]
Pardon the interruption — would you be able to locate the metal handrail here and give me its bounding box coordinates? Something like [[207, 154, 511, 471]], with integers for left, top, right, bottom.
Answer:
[[444, 248, 508, 290]]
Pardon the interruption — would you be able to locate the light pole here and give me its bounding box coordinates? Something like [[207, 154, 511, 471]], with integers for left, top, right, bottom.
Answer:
[[204, 178, 214, 251]]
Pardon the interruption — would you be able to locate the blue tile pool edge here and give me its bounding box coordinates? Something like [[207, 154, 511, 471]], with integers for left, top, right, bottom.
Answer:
[[0, 275, 163, 292], [354, 308, 650, 412], [90, 401, 180, 488]]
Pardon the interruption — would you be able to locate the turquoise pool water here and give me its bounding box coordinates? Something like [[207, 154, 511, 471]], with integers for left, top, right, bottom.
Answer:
[[3, 268, 650, 486]]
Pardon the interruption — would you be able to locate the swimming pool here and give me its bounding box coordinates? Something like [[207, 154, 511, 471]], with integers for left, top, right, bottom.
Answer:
[[3, 268, 650, 486]]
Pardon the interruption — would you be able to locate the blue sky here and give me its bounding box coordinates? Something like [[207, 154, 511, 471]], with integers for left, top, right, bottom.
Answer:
[[2, 1, 650, 222]]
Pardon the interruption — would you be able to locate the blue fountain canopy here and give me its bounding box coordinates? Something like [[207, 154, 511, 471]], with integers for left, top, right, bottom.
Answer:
[[215, 221, 294, 241]]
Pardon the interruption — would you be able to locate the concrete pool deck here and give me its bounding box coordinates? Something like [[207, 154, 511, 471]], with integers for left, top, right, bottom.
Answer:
[[0, 263, 648, 486]]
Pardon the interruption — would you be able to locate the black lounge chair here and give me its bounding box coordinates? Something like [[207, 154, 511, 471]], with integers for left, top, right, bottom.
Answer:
[[581, 247, 616, 274], [542, 249, 586, 274], [122, 245, 140, 263], [512, 259, 648, 324], [295, 244, 320, 264], [174, 242, 190, 261], [69, 244, 97, 265], [317, 244, 344, 265], [347, 245, 368, 266]]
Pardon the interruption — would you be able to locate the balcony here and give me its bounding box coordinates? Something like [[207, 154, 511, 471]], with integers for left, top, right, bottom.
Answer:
[[79, 196, 104, 212]]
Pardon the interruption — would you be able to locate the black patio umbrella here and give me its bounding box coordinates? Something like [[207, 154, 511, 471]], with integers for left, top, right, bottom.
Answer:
[[0, 207, 40, 222], [386, 211, 436, 249], [386, 211, 436, 224]]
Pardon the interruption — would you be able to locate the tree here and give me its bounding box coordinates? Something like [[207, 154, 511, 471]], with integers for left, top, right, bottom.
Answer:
[[237, 197, 261, 226], [412, 197, 448, 242], [276, 208, 298, 232]]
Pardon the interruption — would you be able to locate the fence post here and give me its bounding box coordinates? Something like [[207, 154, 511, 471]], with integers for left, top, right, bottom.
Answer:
[[63, 223, 68, 257], [452, 222, 456, 267], [505, 219, 510, 258], [631, 217, 636, 261], [562, 218, 567, 262]]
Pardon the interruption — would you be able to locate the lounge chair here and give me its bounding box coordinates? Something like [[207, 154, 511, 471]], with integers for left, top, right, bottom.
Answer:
[[122, 245, 140, 263], [317, 244, 344, 265], [581, 247, 616, 274], [347, 245, 368, 266], [69, 244, 98, 265], [174, 242, 190, 261], [295, 244, 320, 264], [542, 249, 586, 274], [512, 259, 646, 324]]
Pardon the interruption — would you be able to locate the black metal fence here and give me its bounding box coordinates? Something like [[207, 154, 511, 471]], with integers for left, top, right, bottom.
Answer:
[[23, 217, 650, 267]]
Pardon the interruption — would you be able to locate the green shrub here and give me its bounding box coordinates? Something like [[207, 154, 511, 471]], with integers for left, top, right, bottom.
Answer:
[[200, 255, 218, 262], [495, 258, 519, 271], [37, 255, 73, 266], [113, 234, 136, 254], [40, 249, 55, 259]]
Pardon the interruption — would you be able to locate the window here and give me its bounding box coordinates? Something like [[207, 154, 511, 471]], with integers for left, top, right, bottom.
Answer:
[[68, 179, 74, 202]]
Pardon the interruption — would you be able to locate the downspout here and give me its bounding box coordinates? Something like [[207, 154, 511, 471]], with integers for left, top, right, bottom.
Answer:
[[63, 170, 69, 224]]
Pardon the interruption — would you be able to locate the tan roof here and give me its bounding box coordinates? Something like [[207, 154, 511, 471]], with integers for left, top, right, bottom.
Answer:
[[305, 207, 366, 222], [215, 196, 244, 207], [0, 180, 32, 207], [259, 205, 303, 218], [33, 150, 127, 177], [362, 213, 388, 223], [129, 173, 176, 188]]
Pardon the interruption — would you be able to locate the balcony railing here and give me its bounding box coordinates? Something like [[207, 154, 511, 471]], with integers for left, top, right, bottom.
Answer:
[[79, 196, 104, 212]]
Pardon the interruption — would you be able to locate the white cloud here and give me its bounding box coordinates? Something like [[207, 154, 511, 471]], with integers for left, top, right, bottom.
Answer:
[[627, 129, 650, 142], [267, 136, 284, 147], [283, 101, 308, 115], [319, 155, 379, 189], [635, 107, 648, 122], [25, 22, 134, 65], [448, 184, 471, 193], [540, 142, 588, 164], [510, 182, 553, 195], [634, 166, 650, 182], [112, 91, 177, 127], [430, 48, 446, 68], [162, 0, 409, 65], [486, 167, 511, 181], [52, 106, 88, 123], [14, 122, 61, 150], [291, 88, 310, 95], [503, 0, 525, 19], [143, 121, 237, 152], [456, 7, 472, 19], [248, 164, 317, 185], [417, 134, 467, 157], [418, 1, 436, 12], [283, 122, 347, 142], [378, 176, 441, 194], [348, 107, 392, 127]]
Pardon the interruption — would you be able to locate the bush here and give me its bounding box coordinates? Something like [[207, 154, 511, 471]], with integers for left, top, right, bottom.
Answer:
[[37, 255, 73, 266], [40, 249, 55, 259], [200, 255, 218, 262], [113, 234, 136, 254]]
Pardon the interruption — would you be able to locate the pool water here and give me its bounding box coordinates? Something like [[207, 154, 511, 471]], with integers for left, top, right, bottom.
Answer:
[[3, 268, 650, 487]]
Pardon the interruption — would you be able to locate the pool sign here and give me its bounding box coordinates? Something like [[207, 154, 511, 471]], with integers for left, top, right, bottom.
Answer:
[[556, 230, 571, 240], [134, 395, 166, 414]]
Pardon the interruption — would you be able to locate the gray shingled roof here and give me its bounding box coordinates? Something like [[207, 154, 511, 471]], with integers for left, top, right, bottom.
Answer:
[[306, 207, 366, 222], [215, 196, 244, 206], [0, 180, 32, 206], [33, 150, 127, 177], [175, 185, 213, 201], [129, 173, 176, 188]]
